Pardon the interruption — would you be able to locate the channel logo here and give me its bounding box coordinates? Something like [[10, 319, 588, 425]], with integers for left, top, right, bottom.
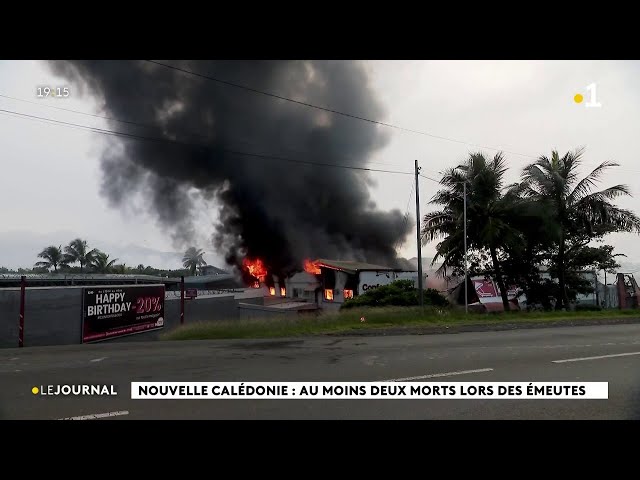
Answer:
[[31, 385, 118, 396]]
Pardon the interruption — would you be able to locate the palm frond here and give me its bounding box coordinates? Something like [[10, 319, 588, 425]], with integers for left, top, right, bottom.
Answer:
[[581, 185, 631, 203], [568, 161, 620, 204], [521, 163, 553, 194], [421, 210, 455, 243]]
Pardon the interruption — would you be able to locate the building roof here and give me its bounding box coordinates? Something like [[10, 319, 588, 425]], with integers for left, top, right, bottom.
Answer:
[[198, 265, 230, 275], [183, 275, 243, 290], [314, 259, 400, 274], [287, 271, 320, 284]]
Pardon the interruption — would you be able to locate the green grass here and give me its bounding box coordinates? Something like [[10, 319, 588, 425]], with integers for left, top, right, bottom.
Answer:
[[160, 306, 640, 341]]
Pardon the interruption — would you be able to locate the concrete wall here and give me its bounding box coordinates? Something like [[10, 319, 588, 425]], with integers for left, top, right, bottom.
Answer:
[[0, 289, 21, 348], [0, 286, 241, 348], [0, 287, 82, 348]]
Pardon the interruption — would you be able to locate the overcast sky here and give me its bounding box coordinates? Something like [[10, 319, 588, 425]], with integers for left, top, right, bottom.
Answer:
[[2, 60, 640, 272]]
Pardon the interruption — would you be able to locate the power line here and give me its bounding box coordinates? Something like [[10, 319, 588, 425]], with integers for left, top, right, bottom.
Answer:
[[0, 92, 211, 142], [145, 60, 538, 159], [0, 107, 414, 176], [0, 92, 412, 171], [419, 173, 442, 184]]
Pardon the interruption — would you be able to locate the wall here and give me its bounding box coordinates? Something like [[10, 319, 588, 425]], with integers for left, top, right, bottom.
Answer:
[[357, 271, 420, 296], [0, 286, 241, 348], [0, 287, 82, 348]]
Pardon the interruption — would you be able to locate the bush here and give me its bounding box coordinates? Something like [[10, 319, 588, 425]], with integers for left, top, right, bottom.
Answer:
[[574, 304, 602, 312], [341, 280, 448, 309]]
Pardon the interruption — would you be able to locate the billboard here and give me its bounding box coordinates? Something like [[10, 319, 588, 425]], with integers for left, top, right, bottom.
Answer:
[[474, 279, 498, 298], [82, 285, 165, 343]]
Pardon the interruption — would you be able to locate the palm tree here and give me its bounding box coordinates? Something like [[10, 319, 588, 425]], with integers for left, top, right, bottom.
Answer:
[[35, 245, 63, 272], [63, 238, 97, 273], [521, 147, 640, 309], [91, 251, 118, 274], [182, 247, 207, 276], [422, 152, 524, 311]]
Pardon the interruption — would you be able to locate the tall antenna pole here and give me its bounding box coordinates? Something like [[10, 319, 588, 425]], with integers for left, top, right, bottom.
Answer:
[[464, 181, 468, 314], [415, 160, 424, 310]]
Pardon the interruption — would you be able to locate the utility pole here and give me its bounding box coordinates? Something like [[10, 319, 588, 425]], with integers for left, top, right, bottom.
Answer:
[[463, 181, 468, 314], [604, 269, 607, 308], [415, 160, 424, 310]]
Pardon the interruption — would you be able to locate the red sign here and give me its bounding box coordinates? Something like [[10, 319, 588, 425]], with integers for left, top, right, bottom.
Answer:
[[474, 279, 497, 298], [185, 288, 198, 299]]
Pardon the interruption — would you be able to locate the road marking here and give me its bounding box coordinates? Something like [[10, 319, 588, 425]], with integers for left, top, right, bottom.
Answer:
[[90, 357, 107, 363], [10, 357, 18, 361], [552, 351, 640, 363], [58, 410, 129, 420], [385, 368, 494, 382]]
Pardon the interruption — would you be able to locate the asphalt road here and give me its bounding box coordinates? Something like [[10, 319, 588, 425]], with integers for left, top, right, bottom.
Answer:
[[2, 323, 640, 420]]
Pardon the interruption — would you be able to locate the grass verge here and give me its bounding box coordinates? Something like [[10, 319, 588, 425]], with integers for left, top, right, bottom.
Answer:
[[159, 306, 640, 341]]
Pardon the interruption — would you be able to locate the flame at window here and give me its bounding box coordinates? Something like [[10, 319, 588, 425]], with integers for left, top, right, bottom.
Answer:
[[304, 259, 321, 275], [344, 289, 354, 299], [269, 287, 276, 296], [324, 289, 334, 301], [280, 287, 286, 297]]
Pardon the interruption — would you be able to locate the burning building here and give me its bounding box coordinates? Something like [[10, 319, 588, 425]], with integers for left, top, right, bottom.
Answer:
[[240, 256, 423, 311], [286, 259, 424, 309]]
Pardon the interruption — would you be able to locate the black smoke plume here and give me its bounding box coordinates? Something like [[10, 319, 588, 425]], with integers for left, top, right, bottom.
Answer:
[[47, 60, 412, 280]]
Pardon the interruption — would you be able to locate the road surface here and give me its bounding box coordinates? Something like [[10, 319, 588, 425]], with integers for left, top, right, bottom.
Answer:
[[2, 323, 640, 419]]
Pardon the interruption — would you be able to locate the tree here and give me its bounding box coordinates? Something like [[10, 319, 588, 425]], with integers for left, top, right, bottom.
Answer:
[[182, 247, 207, 276], [112, 263, 129, 274], [34, 245, 64, 272], [521, 148, 640, 309], [91, 250, 118, 274], [63, 238, 97, 273], [422, 152, 523, 311]]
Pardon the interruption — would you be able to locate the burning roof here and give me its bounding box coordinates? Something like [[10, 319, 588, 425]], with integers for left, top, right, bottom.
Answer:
[[313, 259, 409, 274]]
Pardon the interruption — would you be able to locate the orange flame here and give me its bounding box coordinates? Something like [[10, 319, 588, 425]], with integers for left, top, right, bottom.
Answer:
[[304, 259, 321, 275], [280, 287, 286, 297], [269, 287, 276, 296], [243, 258, 267, 282]]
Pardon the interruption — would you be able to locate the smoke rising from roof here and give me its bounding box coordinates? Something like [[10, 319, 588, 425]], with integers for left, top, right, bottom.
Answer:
[[47, 60, 412, 278]]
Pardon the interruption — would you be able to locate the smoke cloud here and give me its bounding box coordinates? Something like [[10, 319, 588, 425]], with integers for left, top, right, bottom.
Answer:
[[47, 60, 412, 279]]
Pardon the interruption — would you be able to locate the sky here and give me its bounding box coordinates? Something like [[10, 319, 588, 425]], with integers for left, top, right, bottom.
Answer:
[[1, 60, 640, 274]]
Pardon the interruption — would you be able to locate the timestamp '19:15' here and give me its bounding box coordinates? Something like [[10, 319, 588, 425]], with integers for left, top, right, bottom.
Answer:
[[37, 87, 69, 97]]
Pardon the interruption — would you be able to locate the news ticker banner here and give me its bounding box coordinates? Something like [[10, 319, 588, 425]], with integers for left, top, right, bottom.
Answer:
[[131, 382, 608, 400]]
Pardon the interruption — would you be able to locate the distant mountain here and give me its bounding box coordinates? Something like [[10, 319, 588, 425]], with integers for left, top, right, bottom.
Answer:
[[0, 230, 185, 270], [199, 265, 230, 275]]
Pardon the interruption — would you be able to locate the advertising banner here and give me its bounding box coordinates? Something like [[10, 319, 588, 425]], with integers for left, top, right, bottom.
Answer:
[[82, 285, 165, 343], [474, 279, 498, 298]]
